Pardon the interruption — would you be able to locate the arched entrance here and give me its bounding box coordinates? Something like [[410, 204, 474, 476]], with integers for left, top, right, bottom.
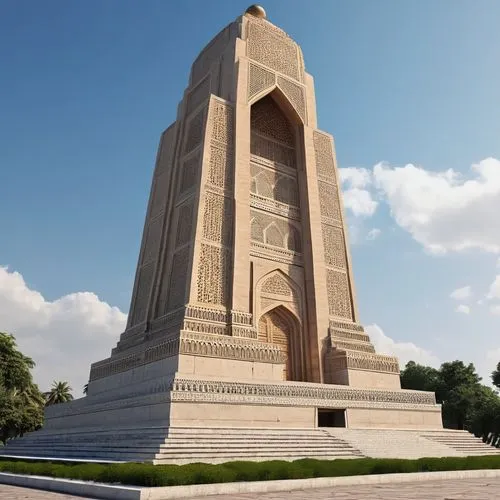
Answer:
[[258, 306, 300, 381]]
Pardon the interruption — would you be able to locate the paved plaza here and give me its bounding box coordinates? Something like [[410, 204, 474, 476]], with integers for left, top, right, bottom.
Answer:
[[1, 477, 500, 499]]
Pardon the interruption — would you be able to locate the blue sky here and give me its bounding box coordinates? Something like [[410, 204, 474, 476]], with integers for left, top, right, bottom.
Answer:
[[1, 0, 499, 392]]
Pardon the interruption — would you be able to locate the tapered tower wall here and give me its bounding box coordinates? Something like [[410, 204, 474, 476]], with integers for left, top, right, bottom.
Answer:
[[0, 9, 444, 447], [87, 9, 403, 397]]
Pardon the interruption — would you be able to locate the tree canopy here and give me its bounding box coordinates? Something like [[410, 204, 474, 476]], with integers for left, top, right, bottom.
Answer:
[[401, 359, 500, 444], [0, 332, 45, 445]]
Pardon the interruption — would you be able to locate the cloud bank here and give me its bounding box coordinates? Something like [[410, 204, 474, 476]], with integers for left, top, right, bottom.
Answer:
[[0, 266, 126, 394]]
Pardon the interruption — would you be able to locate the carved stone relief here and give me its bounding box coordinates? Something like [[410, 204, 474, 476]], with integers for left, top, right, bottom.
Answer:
[[246, 18, 302, 82], [326, 269, 353, 320], [250, 210, 301, 252], [248, 62, 276, 101], [321, 224, 347, 269], [203, 191, 232, 246], [277, 75, 305, 122], [197, 243, 231, 305]]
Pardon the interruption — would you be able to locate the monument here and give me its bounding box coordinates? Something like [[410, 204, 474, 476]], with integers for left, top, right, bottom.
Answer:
[[10, 5, 480, 464]]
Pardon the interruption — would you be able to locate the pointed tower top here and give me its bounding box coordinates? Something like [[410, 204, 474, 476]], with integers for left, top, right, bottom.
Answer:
[[245, 4, 266, 19]]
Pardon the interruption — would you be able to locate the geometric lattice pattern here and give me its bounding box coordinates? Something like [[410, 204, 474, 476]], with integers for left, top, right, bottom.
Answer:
[[208, 143, 232, 189], [203, 191, 232, 246], [197, 243, 230, 304], [248, 62, 276, 101], [196, 98, 235, 307], [247, 19, 301, 82], [321, 224, 347, 269], [211, 100, 234, 145], [251, 134, 296, 169], [251, 96, 295, 147], [318, 181, 342, 222], [326, 269, 353, 320], [313, 131, 336, 180], [250, 164, 299, 207], [261, 273, 294, 297], [277, 75, 305, 122], [250, 210, 301, 252]]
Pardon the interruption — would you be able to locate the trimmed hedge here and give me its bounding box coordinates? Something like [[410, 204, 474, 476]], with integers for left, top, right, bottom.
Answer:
[[1, 455, 500, 487]]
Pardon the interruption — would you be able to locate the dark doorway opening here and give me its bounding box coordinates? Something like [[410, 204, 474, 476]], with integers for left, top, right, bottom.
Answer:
[[318, 409, 346, 427]]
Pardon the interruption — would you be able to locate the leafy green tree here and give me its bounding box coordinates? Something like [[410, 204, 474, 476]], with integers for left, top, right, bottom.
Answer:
[[466, 385, 500, 442], [0, 332, 44, 445], [44, 381, 73, 406], [492, 362, 500, 390], [400, 361, 440, 392], [436, 361, 483, 430]]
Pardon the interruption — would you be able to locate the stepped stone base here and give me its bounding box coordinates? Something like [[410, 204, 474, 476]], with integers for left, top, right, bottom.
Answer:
[[3, 427, 499, 464], [0, 374, 454, 464], [327, 428, 500, 459]]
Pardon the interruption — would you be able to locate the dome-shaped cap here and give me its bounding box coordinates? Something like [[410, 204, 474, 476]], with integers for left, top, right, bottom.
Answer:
[[245, 4, 266, 19]]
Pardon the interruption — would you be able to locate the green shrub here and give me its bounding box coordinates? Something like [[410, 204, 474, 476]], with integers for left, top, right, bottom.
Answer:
[[1, 455, 500, 487]]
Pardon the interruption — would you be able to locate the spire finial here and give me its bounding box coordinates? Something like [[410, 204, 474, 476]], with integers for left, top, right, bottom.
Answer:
[[245, 5, 266, 19]]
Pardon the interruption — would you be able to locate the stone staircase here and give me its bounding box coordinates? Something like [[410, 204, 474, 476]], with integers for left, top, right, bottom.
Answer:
[[421, 430, 500, 456], [326, 428, 500, 459], [1, 427, 364, 464]]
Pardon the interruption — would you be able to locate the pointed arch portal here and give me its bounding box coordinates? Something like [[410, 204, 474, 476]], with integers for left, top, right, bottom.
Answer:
[[258, 305, 300, 381]]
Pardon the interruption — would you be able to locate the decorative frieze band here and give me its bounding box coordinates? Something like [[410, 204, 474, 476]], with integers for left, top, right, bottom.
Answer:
[[48, 379, 439, 418], [327, 351, 400, 375], [171, 377, 436, 406], [329, 320, 372, 343], [330, 320, 365, 332], [90, 329, 284, 381], [331, 338, 376, 354], [250, 193, 301, 221]]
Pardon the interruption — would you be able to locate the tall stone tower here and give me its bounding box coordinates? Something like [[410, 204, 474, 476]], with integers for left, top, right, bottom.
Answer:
[[4, 6, 442, 462], [91, 4, 402, 391]]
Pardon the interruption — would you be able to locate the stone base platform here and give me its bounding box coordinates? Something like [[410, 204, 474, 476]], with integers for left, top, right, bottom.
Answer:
[[2, 427, 499, 464], [1, 375, 456, 463]]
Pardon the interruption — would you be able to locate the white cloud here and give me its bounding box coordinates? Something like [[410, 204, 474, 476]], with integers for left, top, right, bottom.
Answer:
[[450, 286, 472, 301], [487, 275, 500, 300], [340, 167, 372, 188], [343, 188, 378, 217], [497, 257, 500, 268], [367, 228, 381, 240], [0, 266, 126, 394], [366, 324, 440, 368], [373, 157, 500, 254], [455, 304, 470, 314], [490, 305, 500, 316], [340, 167, 378, 217]]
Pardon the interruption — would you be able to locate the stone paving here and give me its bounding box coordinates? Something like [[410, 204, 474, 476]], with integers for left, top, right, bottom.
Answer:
[[1, 477, 500, 499]]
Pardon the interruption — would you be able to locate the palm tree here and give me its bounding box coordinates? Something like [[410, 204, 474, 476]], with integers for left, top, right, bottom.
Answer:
[[44, 381, 73, 406]]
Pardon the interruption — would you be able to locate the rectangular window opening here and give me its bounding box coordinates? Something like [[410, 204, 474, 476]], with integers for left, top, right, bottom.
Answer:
[[317, 408, 346, 427]]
